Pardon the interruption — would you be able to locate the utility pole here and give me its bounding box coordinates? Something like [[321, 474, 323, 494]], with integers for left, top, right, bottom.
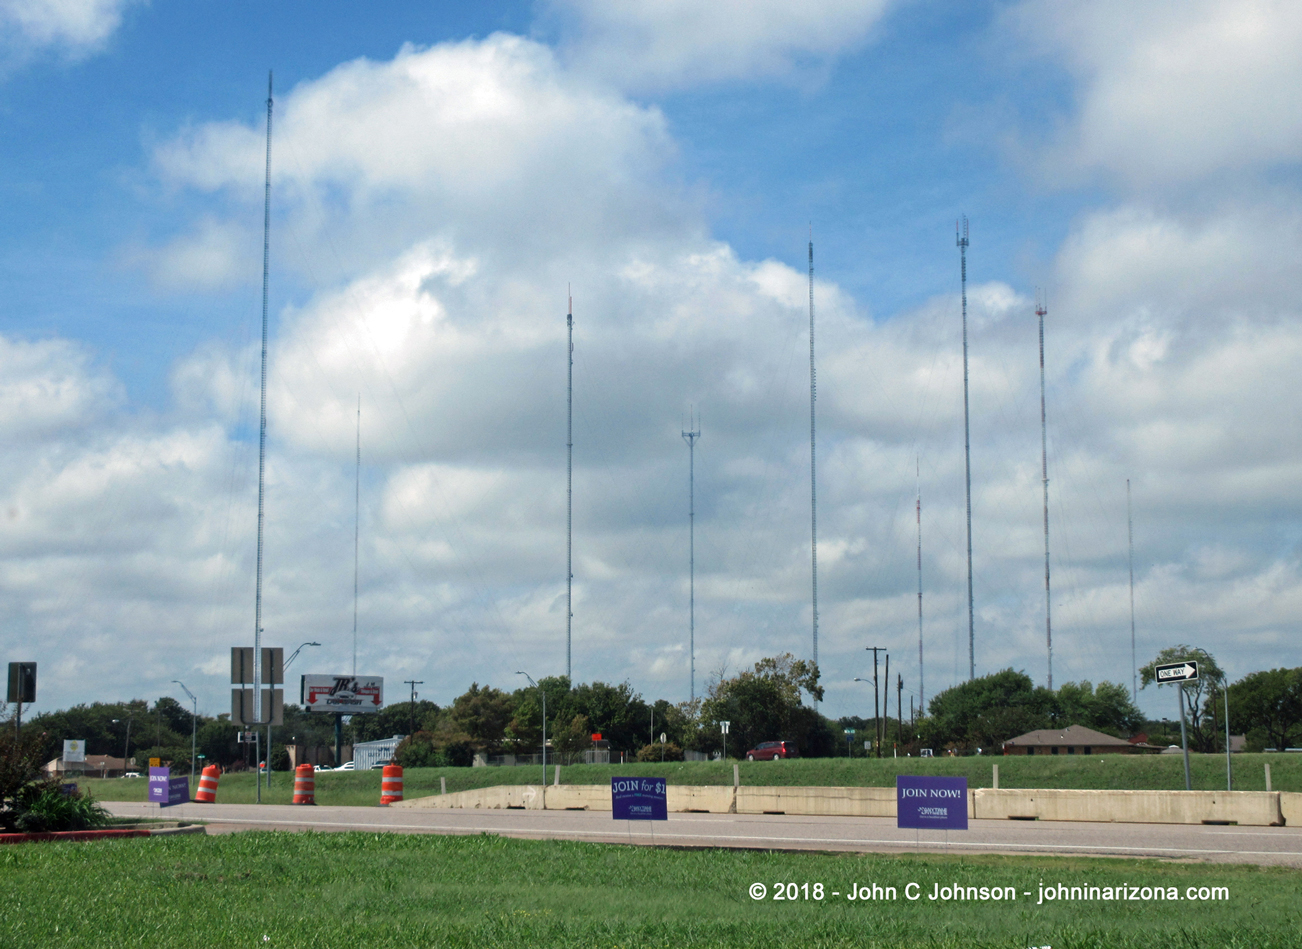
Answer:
[[897, 674, 903, 747], [883, 654, 889, 756], [403, 680, 423, 737], [957, 216, 974, 680], [864, 647, 886, 757], [682, 412, 700, 702], [1037, 291, 1052, 689]]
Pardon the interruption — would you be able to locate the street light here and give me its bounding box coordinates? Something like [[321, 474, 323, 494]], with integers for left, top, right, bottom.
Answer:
[[516, 672, 546, 786], [271, 642, 321, 785], [172, 680, 199, 785], [111, 713, 135, 774]]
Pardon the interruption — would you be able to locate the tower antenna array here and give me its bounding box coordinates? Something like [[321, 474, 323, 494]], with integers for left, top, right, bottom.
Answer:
[[957, 216, 974, 680], [916, 457, 924, 711], [253, 71, 273, 747], [353, 395, 360, 677], [808, 230, 819, 681], [1128, 478, 1137, 702], [682, 412, 701, 702], [566, 290, 574, 680], [1037, 290, 1052, 689]]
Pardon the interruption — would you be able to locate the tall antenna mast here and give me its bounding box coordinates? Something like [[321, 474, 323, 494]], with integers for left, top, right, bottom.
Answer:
[[957, 216, 974, 680], [254, 71, 273, 761], [1037, 290, 1052, 689], [1128, 478, 1137, 702], [566, 289, 574, 681], [682, 411, 700, 702], [808, 229, 819, 683], [916, 456, 924, 712], [353, 395, 360, 677]]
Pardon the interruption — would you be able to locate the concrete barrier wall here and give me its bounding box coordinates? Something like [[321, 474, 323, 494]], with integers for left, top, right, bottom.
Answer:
[[400, 783, 1289, 825], [973, 788, 1284, 826], [668, 785, 736, 813], [1279, 792, 1302, 827], [737, 785, 894, 817]]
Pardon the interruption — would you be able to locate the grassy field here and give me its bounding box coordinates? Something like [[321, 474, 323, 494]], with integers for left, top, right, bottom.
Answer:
[[2, 831, 1298, 948], [79, 752, 1302, 807]]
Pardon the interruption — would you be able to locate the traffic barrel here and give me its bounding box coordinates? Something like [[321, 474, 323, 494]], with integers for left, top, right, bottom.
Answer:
[[195, 765, 220, 803], [293, 763, 315, 805], [380, 764, 403, 805]]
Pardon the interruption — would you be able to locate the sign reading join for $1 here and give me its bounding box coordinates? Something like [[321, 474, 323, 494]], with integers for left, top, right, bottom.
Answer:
[[611, 777, 667, 821]]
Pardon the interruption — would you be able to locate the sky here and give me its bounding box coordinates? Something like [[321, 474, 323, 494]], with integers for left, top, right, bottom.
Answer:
[[3, 0, 1301, 727]]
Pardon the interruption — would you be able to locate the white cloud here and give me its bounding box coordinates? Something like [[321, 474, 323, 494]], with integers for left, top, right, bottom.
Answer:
[[1009, 0, 1302, 186], [544, 0, 896, 91], [0, 0, 139, 59]]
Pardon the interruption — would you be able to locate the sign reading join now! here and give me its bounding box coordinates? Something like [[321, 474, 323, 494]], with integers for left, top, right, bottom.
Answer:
[[611, 777, 667, 821], [896, 775, 968, 830], [148, 767, 190, 807]]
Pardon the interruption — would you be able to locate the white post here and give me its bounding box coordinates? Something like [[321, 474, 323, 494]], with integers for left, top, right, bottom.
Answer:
[[554, 764, 560, 786], [993, 764, 999, 789], [1265, 763, 1272, 792], [733, 763, 740, 788], [440, 776, 446, 795]]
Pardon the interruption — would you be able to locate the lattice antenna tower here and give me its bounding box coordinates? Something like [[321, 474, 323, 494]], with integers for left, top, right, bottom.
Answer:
[[808, 229, 819, 685], [682, 410, 701, 702], [916, 456, 924, 712], [254, 71, 273, 737], [566, 288, 574, 681], [353, 395, 360, 677], [1128, 478, 1137, 702], [957, 215, 974, 680], [1037, 289, 1052, 689]]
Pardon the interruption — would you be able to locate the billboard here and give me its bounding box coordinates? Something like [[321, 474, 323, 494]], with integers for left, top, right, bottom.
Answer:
[[896, 775, 968, 830], [63, 739, 86, 763], [301, 675, 384, 713]]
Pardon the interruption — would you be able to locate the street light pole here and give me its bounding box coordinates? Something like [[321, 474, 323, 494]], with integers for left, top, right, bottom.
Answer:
[[865, 647, 886, 758], [404, 679, 424, 737], [516, 672, 546, 786], [172, 680, 199, 786], [112, 713, 135, 773]]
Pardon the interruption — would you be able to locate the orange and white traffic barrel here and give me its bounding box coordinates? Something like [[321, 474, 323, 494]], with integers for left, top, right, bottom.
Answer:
[[380, 764, 403, 805], [293, 763, 315, 805], [195, 764, 220, 803]]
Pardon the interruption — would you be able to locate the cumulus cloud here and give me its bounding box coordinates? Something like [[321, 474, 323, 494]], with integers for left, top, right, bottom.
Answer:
[[0, 0, 139, 60], [1008, 0, 1302, 187], [543, 0, 896, 91]]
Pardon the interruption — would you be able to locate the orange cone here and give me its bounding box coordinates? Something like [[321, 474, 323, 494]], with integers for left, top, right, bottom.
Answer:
[[293, 763, 315, 805], [381, 764, 403, 805], [195, 764, 220, 803]]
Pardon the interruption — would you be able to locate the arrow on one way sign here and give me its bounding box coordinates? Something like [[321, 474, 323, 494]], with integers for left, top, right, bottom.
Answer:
[[1155, 661, 1199, 683]]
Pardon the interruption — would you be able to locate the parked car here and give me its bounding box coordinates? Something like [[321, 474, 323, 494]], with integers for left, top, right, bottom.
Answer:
[[744, 741, 797, 761], [333, 761, 355, 771], [313, 765, 329, 772]]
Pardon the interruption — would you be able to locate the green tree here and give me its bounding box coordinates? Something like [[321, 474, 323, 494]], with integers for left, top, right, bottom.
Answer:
[[565, 681, 649, 752], [1229, 668, 1302, 751], [1140, 646, 1224, 753], [551, 714, 593, 756], [446, 683, 513, 753], [921, 669, 1054, 751], [700, 653, 827, 758], [1054, 681, 1145, 736]]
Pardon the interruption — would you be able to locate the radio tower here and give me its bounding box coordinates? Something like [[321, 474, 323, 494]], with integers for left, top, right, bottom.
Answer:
[[682, 412, 700, 702], [957, 216, 974, 680], [566, 290, 574, 681], [353, 395, 360, 676], [916, 457, 924, 712], [1128, 478, 1137, 702], [252, 72, 273, 805], [808, 230, 819, 683], [1037, 290, 1052, 689]]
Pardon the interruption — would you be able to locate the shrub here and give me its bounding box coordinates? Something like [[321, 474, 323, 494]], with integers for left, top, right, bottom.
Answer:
[[12, 782, 110, 833], [636, 742, 684, 762]]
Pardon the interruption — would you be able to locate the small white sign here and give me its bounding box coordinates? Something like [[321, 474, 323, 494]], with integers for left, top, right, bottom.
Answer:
[[63, 739, 85, 763]]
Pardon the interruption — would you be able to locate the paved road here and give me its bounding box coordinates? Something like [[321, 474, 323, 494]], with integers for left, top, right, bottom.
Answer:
[[105, 801, 1302, 867]]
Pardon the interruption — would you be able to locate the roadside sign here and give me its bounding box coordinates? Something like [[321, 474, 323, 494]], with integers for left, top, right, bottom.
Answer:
[[897, 775, 968, 830], [719, 721, 730, 734], [301, 675, 384, 713], [611, 777, 667, 821], [63, 740, 86, 763], [1155, 661, 1199, 683], [659, 732, 666, 744], [6, 662, 35, 703], [148, 767, 189, 806], [844, 728, 856, 735]]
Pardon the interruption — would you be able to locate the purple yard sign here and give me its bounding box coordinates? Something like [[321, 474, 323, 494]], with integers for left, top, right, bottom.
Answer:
[[147, 767, 190, 807], [611, 777, 667, 821], [897, 775, 968, 830]]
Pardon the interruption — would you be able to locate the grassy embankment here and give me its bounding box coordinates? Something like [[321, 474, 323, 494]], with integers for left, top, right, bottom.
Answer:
[[80, 752, 1301, 807], [3, 832, 1298, 948]]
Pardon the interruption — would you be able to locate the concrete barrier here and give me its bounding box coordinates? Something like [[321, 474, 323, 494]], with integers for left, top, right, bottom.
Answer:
[[737, 785, 894, 817], [394, 784, 545, 810], [1280, 792, 1302, 827], [974, 788, 1284, 826], [669, 785, 736, 813], [545, 784, 610, 811]]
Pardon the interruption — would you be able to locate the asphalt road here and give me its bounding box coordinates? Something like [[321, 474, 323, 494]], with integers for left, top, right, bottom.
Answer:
[[105, 801, 1302, 867]]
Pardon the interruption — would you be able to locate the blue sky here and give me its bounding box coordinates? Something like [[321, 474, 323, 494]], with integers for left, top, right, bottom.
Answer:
[[3, 0, 1301, 727]]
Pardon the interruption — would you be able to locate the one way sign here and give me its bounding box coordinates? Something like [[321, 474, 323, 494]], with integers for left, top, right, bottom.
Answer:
[[1155, 661, 1199, 683]]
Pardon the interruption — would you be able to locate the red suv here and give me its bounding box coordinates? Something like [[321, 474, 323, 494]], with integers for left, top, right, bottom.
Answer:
[[745, 741, 797, 761]]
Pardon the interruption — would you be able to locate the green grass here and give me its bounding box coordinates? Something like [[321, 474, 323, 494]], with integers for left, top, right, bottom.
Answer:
[[1, 831, 1297, 948], [79, 753, 1302, 806]]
